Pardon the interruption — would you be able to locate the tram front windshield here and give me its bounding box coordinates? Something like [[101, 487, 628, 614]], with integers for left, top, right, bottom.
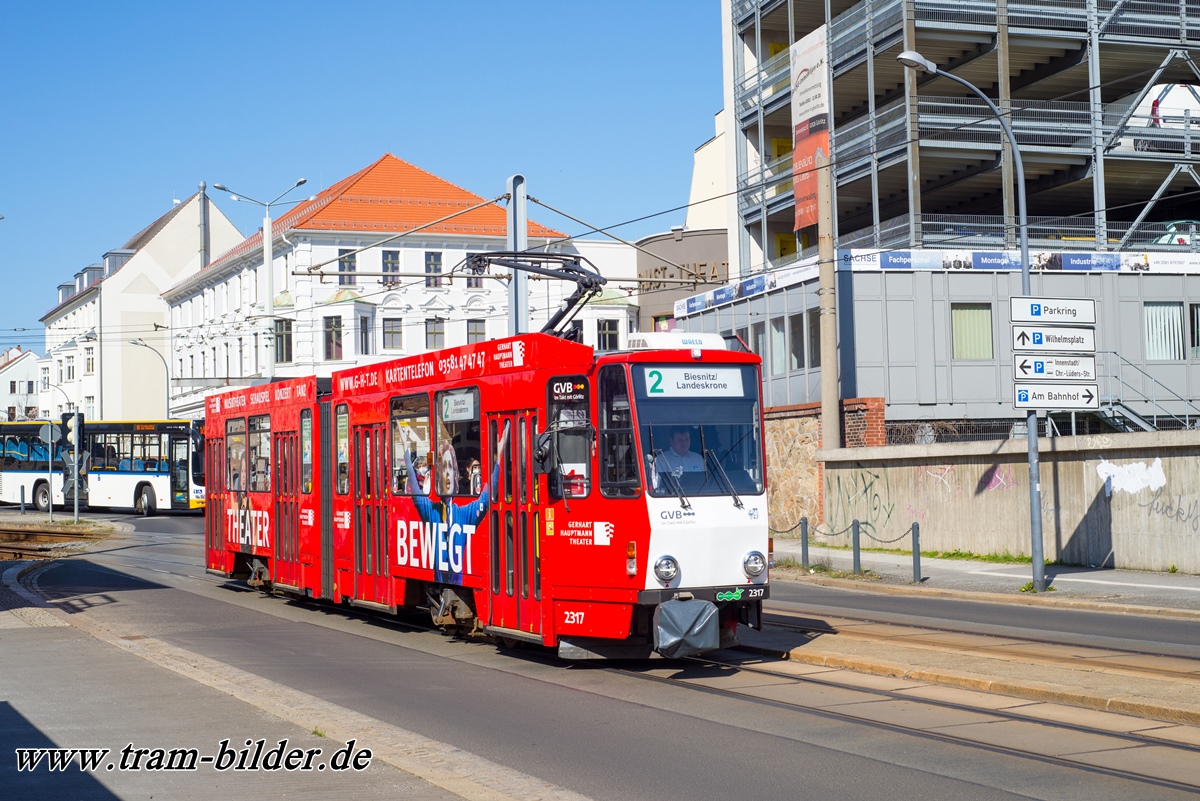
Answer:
[[631, 363, 764, 497]]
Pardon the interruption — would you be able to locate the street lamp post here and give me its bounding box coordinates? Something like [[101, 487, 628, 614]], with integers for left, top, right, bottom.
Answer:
[[898, 50, 1046, 592], [129, 338, 171, 418], [212, 178, 308, 379]]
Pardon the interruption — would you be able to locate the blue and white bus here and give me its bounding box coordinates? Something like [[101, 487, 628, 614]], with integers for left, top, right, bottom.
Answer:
[[0, 419, 205, 514]]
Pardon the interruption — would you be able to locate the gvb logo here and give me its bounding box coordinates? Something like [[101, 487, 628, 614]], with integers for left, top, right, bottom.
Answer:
[[512, 341, 526, 367], [593, 521, 613, 545]]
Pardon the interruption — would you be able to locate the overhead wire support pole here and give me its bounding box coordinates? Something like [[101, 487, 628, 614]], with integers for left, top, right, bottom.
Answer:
[[508, 176, 529, 335]]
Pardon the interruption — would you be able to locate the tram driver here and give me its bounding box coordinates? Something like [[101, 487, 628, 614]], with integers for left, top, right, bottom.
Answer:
[[655, 426, 705, 476]]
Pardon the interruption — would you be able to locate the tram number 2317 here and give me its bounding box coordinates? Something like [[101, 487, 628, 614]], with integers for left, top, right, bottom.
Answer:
[[564, 610, 586, 625]]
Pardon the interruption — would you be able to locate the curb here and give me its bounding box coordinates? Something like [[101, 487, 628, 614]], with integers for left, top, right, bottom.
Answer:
[[771, 570, 1200, 621], [735, 643, 1200, 726]]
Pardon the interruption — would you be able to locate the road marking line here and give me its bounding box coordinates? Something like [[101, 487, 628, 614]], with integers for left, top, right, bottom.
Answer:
[[969, 569, 1200, 593]]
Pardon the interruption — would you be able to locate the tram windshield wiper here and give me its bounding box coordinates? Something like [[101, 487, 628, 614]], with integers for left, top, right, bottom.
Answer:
[[703, 449, 743, 509], [651, 449, 691, 510]]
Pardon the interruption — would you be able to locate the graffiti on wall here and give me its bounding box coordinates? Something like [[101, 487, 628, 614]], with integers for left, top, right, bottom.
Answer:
[[1138, 489, 1200, 533], [828, 465, 895, 536]]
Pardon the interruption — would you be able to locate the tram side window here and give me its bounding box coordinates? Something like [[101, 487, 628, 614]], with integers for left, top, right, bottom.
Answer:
[[226, 419, 247, 490], [599, 365, 640, 498], [335, 405, 349, 495], [547, 375, 591, 498], [300, 410, 313, 494], [248, 415, 271, 492], [435, 387, 481, 497], [391, 395, 431, 495]]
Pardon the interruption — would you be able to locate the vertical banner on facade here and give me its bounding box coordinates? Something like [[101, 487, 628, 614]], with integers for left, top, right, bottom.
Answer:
[[791, 25, 830, 232]]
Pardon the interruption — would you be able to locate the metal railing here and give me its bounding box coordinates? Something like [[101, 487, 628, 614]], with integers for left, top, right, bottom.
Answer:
[[1098, 350, 1200, 430]]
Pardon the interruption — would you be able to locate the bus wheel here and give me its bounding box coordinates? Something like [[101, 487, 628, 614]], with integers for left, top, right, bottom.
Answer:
[[33, 482, 50, 513], [136, 486, 156, 517]]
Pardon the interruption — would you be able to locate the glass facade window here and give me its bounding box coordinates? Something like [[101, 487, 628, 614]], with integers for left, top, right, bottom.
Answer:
[[788, 313, 806, 370], [770, 317, 786, 376], [807, 308, 821, 368]]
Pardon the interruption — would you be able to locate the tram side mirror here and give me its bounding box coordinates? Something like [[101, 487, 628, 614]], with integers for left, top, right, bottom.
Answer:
[[534, 431, 555, 475]]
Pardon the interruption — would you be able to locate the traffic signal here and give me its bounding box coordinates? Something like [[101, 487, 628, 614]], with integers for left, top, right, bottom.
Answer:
[[62, 412, 85, 452]]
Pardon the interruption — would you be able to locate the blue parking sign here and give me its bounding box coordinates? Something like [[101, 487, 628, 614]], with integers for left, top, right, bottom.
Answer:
[[1031, 303, 1041, 316]]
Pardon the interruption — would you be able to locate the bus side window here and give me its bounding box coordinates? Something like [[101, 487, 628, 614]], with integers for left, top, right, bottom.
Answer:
[[598, 365, 640, 498]]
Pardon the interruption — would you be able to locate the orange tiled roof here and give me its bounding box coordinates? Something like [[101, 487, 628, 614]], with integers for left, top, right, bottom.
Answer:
[[205, 154, 565, 270]]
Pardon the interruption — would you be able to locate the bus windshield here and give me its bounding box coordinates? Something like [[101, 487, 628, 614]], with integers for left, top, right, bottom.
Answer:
[[630, 364, 764, 498]]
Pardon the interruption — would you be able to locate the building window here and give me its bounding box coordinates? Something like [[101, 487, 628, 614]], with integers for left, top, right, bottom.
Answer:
[[40, 367, 49, 391], [382, 250, 400, 284], [425, 252, 443, 288], [7, 381, 14, 393], [324, 317, 343, 361], [6, 407, 14, 421], [467, 319, 486, 344], [597, 319, 619, 351], [1190, 304, 1200, 359], [85, 347, 94, 375], [951, 303, 994, 360], [359, 316, 372, 356], [770, 317, 786, 376], [338, 249, 356, 286], [25, 381, 33, 394], [750, 322, 766, 359], [807, 308, 821, 368], [84, 396, 95, 418], [66, 356, 75, 381], [383, 318, 403, 350], [275, 320, 293, 364], [788, 312, 806, 370], [425, 319, 445, 350], [1146, 302, 1184, 361], [466, 253, 483, 288], [57, 360, 63, 383]]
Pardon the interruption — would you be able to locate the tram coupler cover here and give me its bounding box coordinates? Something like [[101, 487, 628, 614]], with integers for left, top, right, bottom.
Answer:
[[654, 596, 720, 659]]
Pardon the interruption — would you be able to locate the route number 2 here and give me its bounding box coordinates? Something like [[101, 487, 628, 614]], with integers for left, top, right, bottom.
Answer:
[[564, 610, 585, 625]]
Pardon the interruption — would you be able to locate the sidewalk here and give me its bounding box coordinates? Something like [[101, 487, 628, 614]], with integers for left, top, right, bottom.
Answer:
[[771, 537, 1200, 614]]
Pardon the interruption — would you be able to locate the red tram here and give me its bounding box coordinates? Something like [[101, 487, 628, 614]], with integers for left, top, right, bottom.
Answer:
[[205, 331, 769, 658]]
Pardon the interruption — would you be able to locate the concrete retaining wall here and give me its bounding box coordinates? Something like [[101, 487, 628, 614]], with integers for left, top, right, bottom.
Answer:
[[818, 430, 1200, 573]]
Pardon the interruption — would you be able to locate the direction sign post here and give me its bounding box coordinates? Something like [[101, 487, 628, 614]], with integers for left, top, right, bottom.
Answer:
[[1010, 296, 1100, 593]]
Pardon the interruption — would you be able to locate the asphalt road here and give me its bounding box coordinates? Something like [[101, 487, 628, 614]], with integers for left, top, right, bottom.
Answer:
[[12, 513, 1199, 801]]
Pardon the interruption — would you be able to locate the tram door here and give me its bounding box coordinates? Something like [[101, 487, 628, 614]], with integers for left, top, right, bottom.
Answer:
[[352, 422, 390, 607], [205, 434, 227, 572], [486, 411, 541, 635], [273, 429, 301, 589]]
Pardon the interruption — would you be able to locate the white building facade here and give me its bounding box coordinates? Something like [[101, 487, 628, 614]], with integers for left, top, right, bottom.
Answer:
[[165, 155, 639, 419], [38, 187, 242, 420], [0, 348, 43, 421]]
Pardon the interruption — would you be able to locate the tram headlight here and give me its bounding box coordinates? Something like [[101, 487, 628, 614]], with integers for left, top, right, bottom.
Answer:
[[653, 555, 679, 584], [743, 551, 767, 578]]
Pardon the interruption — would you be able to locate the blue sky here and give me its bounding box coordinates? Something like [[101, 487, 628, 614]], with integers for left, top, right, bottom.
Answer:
[[0, 1, 723, 350]]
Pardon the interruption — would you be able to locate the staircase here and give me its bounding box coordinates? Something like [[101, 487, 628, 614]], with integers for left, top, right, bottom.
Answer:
[[1095, 350, 1200, 432]]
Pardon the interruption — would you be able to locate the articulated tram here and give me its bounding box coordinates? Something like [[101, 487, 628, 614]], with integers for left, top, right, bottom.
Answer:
[[204, 331, 768, 659]]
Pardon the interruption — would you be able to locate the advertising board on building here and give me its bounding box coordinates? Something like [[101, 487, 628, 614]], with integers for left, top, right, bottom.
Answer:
[[790, 25, 829, 231]]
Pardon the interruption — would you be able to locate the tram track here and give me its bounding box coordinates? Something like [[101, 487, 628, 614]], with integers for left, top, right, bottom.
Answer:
[[611, 650, 1200, 794], [761, 611, 1200, 684]]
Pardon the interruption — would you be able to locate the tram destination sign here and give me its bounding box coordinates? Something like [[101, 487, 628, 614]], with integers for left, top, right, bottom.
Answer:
[[1013, 383, 1099, 411], [1011, 325, 1096, 353], [1013, 354, 1097, 382], [1010, 297, 1096, 325]]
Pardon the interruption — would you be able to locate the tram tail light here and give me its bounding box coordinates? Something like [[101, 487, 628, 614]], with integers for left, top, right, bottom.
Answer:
[[768, 537, 774, 568], [626, 541, 637, 576]]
